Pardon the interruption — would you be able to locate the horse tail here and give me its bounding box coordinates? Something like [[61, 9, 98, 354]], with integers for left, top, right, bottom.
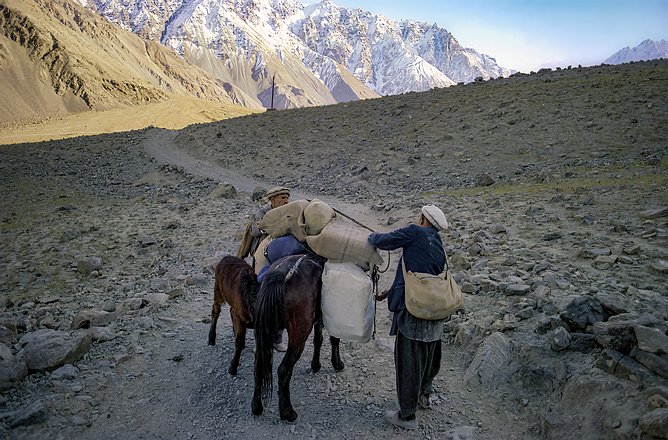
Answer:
[[254, 270, 286, 404]]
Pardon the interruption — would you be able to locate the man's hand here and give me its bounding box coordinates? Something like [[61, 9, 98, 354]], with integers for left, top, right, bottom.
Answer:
[[375, 289, 389, 301]]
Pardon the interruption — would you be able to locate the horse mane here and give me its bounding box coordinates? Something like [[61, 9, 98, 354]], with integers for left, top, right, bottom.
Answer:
[[240, 269, 259, 315]]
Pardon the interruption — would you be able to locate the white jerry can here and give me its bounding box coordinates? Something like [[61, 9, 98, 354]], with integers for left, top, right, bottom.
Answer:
[[321, 261, 375, 343]]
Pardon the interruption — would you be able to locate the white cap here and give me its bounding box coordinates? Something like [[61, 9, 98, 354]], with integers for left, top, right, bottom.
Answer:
[[421, 204, 448, 231]]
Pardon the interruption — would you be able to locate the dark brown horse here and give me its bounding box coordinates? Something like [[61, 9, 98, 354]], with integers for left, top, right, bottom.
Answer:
[[251, 254, 345, 422], [208, 255, 260, 375]]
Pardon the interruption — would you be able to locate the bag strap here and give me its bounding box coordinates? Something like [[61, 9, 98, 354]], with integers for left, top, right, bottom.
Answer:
[[403, 257, 447, 280]]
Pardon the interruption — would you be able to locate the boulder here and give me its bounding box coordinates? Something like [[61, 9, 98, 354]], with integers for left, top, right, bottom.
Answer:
[[464, 332, 512, 386], [593, 321, 638, 354], [560, 296, 606, 331], [639, 408, 668, 439], [635, 326, 668, 354], [551, 327, 571, 352], [209, 182, 237, 199], [633, 349, 668, 379], [71, 309, 115, 329], [0, 342, 27, 392], [77, 256, 103, 276], [2, 401, 48, 428], [18, 329, 92, 373]]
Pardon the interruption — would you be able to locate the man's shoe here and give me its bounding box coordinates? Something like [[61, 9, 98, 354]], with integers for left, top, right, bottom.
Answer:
[[385, 410, 417, 430], [418, 394, 431, 410], [273, 342, 288, 352]]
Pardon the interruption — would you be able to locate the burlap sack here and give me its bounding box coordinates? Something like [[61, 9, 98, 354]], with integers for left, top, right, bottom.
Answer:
[[258, 199, 309, 241], [253, 236, 272, 275], [300, 199, 336, 236], [306, 218, 383, 270]]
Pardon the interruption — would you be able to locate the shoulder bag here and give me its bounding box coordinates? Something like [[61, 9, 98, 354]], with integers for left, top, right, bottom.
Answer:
[[402, 255, 463, 320]]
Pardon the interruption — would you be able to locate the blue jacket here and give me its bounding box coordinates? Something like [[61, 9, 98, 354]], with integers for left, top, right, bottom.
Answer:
[[368, 224, 445, 312]]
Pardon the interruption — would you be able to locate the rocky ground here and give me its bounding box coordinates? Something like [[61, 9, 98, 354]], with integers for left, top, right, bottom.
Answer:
[[1, 60, 667, 440]]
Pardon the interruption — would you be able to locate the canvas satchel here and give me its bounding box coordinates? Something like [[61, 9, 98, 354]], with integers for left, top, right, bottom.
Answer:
[[401, 257, 463, 320]]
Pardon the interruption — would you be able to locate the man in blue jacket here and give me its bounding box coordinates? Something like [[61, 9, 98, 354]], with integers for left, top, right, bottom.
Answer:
[[368, 204, 449, 430]]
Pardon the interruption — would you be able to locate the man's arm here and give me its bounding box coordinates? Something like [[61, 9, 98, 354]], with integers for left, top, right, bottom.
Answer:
[[250, 205, 269, 237], [368, 225, 415, 251]]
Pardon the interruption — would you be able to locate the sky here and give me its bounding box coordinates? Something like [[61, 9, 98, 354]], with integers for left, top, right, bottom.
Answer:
[[326, 0, 668, 73]]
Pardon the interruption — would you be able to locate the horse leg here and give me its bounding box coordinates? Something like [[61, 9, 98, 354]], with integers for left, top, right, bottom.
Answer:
[[207, 297, 222, 346], [251, 373, 264, 416], [229, 314, 246, 376], [278, 330, 308, 422], [330, 336, 345, 371], [311, 322, 323, 373]]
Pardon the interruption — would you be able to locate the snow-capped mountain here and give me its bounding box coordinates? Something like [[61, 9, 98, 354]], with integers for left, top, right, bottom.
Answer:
[[83, 0, 511, 108], [605, 39, 668, 65]]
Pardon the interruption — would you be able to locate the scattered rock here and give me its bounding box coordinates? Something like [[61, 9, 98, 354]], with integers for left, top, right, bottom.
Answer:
[[210, 182, 237, 199], [18, 329, 92, 373], [650, 260, 668, 274], [50, 364, 79, 380], [550, 327, 571, 351], [71, 309, 114, 329], [560, 296, 606, 332], [639, 408, 668, 439], [2, 401, 48, 428], [475, 172, 495, 186], [0, 342, 27, 392], [77, 256, 103, 275], [635, 326, 668, 354], [639, 207, 668, 219]]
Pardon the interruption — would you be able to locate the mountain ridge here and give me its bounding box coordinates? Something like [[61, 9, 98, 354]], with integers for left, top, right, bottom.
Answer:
[[85, 0, 511, 104], [0, 0, 261, 124], [605, 38, 668, 64]]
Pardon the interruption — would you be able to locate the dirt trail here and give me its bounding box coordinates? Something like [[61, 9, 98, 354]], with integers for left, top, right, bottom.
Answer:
[[108, 129, 529, 440]]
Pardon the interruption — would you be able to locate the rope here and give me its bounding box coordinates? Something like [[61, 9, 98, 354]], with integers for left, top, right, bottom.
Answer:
[[327, 204, 392, 274], [285, 254, 307, 282], [371, 266, 380, 340]]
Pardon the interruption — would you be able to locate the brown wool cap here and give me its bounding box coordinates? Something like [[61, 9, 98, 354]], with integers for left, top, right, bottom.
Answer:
[[265, 186, 290, 199]]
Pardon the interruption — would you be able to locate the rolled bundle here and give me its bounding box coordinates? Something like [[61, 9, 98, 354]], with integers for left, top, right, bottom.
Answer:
[[299, 199, 336, 236], [266, 234, 308, 263], [306, 217, 383, 271], [258, 199, 309, 241]]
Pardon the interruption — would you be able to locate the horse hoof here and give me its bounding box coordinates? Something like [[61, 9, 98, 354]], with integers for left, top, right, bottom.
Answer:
[[228, 367, 238, 376], [333, 361, 345, 372], [281, 410, 298, 423], [311, 362, 321, 373], [251, 399, 263, 416]]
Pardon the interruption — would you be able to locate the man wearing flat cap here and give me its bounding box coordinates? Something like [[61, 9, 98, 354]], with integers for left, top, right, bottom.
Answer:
[[237, 186, 291, 352], [368, 204, 449, 430], [237, 186, 291, 263]]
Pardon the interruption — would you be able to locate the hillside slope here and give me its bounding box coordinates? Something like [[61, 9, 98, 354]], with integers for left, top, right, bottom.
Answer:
[[0, 0, 260, 124]]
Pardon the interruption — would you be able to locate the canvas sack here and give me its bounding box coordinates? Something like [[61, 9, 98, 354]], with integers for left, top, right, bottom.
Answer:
[[253, 236, 272, 275], [306, 217, 383, 270], [321, 262, 374, 343], [299, 199, 336, 236], [402, 258, 463, 320], [258, 199, 309, 241]]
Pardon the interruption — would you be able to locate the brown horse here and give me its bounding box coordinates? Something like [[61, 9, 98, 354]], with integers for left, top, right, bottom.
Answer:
[[208, 255, 260, 375], [251, 254, 345, 422]]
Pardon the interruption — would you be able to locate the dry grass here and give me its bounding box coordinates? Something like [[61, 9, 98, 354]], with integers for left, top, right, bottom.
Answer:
[[0, 95, 258, 145]]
